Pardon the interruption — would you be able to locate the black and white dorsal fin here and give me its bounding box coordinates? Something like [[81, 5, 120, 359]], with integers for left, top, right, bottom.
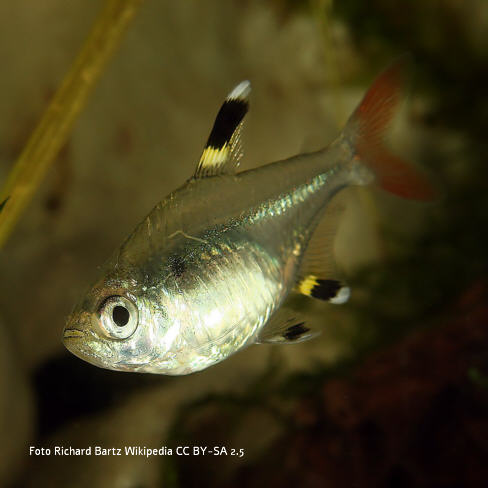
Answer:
[[193, 80, 250, 179], [296, 193, 350, 304]]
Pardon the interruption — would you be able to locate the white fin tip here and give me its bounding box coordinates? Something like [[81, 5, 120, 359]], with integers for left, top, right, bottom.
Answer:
[[227, 80, 251, 101], [330, 286, 351, 304]]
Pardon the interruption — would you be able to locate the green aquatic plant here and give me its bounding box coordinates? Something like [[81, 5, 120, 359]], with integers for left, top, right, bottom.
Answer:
[[0, 0, 144, 249], [0, 197, 8, 213]]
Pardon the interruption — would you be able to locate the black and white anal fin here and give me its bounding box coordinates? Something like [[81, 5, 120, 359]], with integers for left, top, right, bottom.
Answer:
[[193, 80, 250, 179], [256, 309, 319, 344], [297, 275, 350, 304], [296, 192, 350, 304]]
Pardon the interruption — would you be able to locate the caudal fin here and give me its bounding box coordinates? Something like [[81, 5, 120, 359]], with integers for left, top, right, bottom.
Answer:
[[345, 57, 436, 201]]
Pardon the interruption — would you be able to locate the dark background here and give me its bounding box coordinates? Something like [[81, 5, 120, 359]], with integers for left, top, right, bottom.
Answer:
[[0, 0, 487, 486]]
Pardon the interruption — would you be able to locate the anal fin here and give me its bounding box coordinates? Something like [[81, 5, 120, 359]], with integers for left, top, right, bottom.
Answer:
[[297, 275, 350, 304], [297, 192, 350, 305]]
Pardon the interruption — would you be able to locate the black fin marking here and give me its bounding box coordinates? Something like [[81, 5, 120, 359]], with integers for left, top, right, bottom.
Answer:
[[205, 99, 248, 149], [0, 196, 9, 213], [297, 275, 350, 304], [283, 322, 310, 341], [256, 307, 320, 344], [194, 81, 250, 178]]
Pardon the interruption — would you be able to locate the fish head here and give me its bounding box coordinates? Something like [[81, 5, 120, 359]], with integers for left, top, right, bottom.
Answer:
[[62, 263, 171, 372]]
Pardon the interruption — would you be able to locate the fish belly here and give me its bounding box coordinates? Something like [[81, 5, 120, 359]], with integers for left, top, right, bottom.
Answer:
[[161, 233, 291, 374]]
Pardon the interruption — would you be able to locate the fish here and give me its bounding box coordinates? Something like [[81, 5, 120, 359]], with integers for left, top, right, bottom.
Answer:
[[63, 59, 435, 375]]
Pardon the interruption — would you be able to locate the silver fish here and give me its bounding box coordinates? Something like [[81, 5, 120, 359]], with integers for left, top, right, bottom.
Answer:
[[63, 60, 434, 375]]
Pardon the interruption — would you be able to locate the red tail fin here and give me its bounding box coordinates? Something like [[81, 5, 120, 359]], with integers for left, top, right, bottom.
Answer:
[[348, 58, 436, 201]]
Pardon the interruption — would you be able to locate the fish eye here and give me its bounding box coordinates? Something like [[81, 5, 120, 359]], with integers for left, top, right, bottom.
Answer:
[[96, 295, 139, 339], [112, 305, 129, 327]]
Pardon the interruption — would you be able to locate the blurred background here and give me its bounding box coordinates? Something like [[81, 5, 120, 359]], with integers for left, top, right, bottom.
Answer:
[[0, 0, 487, 486]]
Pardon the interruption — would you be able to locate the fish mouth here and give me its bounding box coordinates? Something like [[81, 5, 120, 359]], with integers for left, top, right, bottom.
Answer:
[[63, 324, 117, 370], [63, 328, 86, 339], [62, 327, 93, 363]]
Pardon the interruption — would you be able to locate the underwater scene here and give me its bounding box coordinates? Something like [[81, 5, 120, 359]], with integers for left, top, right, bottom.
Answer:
[[0, 0, 487, 486]]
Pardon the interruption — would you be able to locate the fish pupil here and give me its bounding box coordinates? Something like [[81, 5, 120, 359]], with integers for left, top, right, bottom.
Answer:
[[112, 305, 130, 327]]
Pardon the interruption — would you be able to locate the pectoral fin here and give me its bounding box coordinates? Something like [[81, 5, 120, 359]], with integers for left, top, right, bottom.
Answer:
[[256, 309, 319, 344], [193, 81, 250, 178]]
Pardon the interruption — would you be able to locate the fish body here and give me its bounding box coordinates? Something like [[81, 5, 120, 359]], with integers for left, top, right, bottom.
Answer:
[[63, 61, 434, 374]]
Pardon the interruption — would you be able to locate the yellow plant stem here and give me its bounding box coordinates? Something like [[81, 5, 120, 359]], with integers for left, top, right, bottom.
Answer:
[[0, 0, 145, 249]]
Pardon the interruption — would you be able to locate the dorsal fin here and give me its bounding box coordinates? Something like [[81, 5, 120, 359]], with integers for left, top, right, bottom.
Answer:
[[193, 80, 250, 179]]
